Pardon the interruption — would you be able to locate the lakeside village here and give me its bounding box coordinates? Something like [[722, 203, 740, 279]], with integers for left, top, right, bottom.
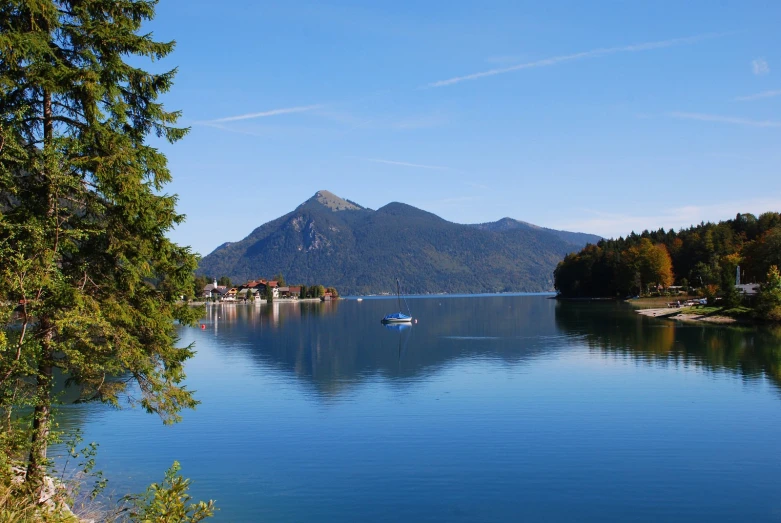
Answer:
[[198, 277, 340, 303]]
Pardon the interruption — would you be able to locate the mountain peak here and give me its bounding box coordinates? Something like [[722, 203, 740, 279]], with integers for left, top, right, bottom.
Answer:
[[472, 217, 530, 232], [306, 190, 363, 211], [198, 193, 601, 294]]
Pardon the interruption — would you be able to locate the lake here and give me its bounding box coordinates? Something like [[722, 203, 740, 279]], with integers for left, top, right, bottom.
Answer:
[[55, 295, 781, 522]]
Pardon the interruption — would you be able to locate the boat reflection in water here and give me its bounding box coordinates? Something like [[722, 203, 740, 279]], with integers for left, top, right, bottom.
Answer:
[[382, 323, 411, 333], [383, 321, 412, 363]]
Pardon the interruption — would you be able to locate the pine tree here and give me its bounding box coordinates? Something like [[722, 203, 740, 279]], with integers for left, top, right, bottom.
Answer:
[[0, 0, 200, 488]]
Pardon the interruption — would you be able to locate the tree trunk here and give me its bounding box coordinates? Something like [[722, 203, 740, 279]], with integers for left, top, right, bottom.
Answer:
[[26, 323, 53, 489], [27, 88, 55, 490], [43, 90, 53, 143]]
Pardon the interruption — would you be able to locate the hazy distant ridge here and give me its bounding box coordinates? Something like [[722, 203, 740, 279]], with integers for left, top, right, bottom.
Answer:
[[471, 218, 602, 247]]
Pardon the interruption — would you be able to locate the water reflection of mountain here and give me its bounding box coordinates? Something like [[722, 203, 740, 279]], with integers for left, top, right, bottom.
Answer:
[[554, 301, 781, 390], [194, 297, 570, 396]]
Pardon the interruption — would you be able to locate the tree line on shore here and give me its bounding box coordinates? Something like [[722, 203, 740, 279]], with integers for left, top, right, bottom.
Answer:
[[553, 212, 781, 320]]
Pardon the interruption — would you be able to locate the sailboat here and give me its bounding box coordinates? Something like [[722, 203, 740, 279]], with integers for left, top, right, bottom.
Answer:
[[382, 279, 413, 324]]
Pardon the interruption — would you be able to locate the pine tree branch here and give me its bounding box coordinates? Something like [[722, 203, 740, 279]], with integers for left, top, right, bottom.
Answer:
[[21, 115, 87, 130]]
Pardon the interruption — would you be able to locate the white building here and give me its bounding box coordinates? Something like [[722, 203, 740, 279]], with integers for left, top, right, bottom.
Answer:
[[202, 278, 228, 299]]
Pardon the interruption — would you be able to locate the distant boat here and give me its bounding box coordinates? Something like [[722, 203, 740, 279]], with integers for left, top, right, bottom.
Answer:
[[382, 312, 412, 323], [357, 298, 363, 302], [382, 279, 413, 324]]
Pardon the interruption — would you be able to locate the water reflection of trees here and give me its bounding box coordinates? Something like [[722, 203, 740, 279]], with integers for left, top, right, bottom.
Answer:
[[194, 297, 565, 397], [200, 300, 341, 333], [554, 302, 781, 390], [192, 298, 781, 398]]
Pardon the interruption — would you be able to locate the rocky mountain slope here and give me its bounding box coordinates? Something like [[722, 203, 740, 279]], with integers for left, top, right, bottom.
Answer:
[[197, 191, 600, 294]]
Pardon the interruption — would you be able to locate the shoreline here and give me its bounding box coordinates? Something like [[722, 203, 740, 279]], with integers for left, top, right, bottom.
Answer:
[[552, 296, 618, 302], [634, 307, 745, 325], [552, 294, 762, 326], [186, 298, 326, 306], [186, 293, 556, 306]]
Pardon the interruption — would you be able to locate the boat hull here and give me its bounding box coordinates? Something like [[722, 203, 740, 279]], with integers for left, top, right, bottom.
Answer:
[[382, 313, 412, 324]]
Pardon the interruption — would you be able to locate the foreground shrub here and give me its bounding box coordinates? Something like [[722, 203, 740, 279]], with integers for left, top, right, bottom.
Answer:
[[125, 462, 215, 523]]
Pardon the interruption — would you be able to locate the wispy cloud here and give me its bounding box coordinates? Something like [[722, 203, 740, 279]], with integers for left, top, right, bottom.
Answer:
[[752, 58, 770, 76], [349, 156, 451, 170], [425, 33, 726, 88], [485, 54, 531, 65], [196, 122, 269, 137], [202, 105, 322, 123], [668, 111, 781, 128], [735, 89, 781, 102], [552, 197, 781, 240]]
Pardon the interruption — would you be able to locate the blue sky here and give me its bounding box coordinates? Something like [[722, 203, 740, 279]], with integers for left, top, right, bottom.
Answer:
[[143, 1, 780, 256]]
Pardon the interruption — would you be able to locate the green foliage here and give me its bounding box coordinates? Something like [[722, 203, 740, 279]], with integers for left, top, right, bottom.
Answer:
[[126, 461, 215, 523], [0, 0, 202, 486], [273, 273, 286, 286], [554, 213, 781, 298], [721, 285, 743, 309], [743, 227, 781, 283], [198, 195, 591, 294], [264, 285, 274, 302], [299, 285, 308, 299], [57, 430, 106, 502], [192, 275, 209, 299], [0, 426, 112, 523], [1, 431, 212, 523], [216, 276, 231, 288], [756, 266, 781, 321]]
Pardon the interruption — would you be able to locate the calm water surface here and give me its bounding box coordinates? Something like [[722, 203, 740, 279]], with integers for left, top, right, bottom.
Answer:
[[56, 295, 781, 522]]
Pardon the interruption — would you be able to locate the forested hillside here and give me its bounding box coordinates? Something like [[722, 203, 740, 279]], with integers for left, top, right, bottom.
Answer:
[[472, 217, 602, 246], [554, 212, 781, 298], [197, 191, 597, 294]]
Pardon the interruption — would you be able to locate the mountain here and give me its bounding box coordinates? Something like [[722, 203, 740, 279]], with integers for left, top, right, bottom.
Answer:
[[197, 191, 601, 295], [472, 217, 602, 247]]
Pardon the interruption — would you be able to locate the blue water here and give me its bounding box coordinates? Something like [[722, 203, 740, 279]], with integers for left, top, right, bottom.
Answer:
[[55, 296, 781, 521]]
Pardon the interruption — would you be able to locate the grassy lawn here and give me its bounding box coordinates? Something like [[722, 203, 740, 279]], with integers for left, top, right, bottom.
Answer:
[[679, 305, 754, 318], [627, 296, 690, 309]]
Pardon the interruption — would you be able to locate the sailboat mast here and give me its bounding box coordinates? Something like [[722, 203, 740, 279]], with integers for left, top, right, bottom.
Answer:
[[397, 279, 401, 310]]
